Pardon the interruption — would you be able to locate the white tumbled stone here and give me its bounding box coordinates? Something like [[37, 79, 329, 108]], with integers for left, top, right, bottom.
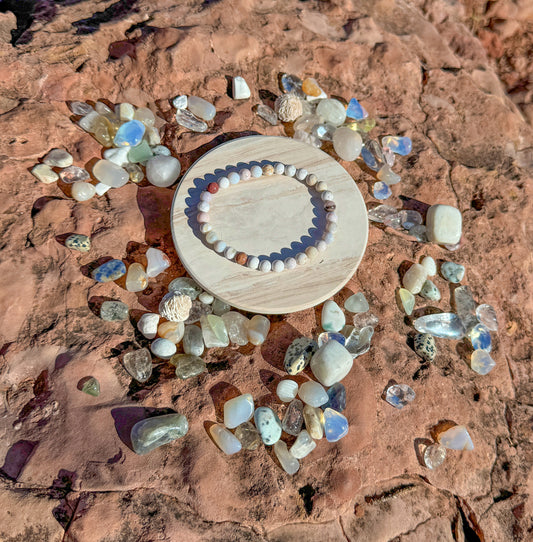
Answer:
[[137, 313, 160, 339], [332, 127, 363, 161], [310, 341, 353, 386], [95, 182, 111, 196], [150, 338, 177, 359], [276, 380, 299, 402], [224, 393, 254, 429], [321, 300, 345, 332], [31, 164, 58, 184], [403, 263, 428, 294], [438, 425, 474, 450], [298, 381, 328, 407], [210, 424, 242, 455], [426, 204, 462, 245], [93, 160, 129, 188], [290, 430, 316, 459], [43, 148, 73, 168], [273, 440, 299, 474], [71, 182, 96, 201], [103, 146, 130, 167], [421, 256, 437, 276], [232, 76, 251, 99], [188, 96, 216, 121], [145, 155, 181, 188], [146, 247, 171, 277]]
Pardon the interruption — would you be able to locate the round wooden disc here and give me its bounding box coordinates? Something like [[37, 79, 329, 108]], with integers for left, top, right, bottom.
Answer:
[[171, 135, 368, 314]]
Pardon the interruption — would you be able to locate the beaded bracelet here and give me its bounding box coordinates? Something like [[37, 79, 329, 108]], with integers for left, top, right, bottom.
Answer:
[[196, 162, 337, 272]]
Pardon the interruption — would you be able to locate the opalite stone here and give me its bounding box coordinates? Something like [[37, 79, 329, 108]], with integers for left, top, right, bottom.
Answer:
[[70, 101, 93, 115], [277, 380, 298, 402], [134, 107, 156, 127], [131, 413, 188, 455], [212, 298, 231, 316], [232, 76, 251, 99], [332, 127, 362, 161], [282, 399, 305, 436], [137, 313, 159, 339], [92, 259, 126, 282], [403, 264, 428, 294], [172, 95, 188, 110], [247, 315, 270, 345], [201, 315, 229, 347], [144, 155, 180, 188], [183, 325, 204, 356], [476, 304, 498, 331], [100, 300, 129, 321], [123, 348, 152, 382], [381, 135, 412, 156], [414, 313, 466, 339], [254, 407, 282, 445], [188, 96, 216, 121], [274, 440, 299, 474], [469, 324, 492, 351], [323, 408, 348, 442], [71, 181, 96, 201], [441, 261, 465, 283], [323, 383, 346, 412], [159, 292, 192, 322], [224, 394, 254, 429], [346, 97, 368, 120], [409, 224, 428, 242], [284, 337, 318, 375], [352, 312, 379, 330], [454, 285, 478, 331], [103, 146, 129, 167], [234, 422, 261, 450], [65, 234, 90, 253], [125, 263, 148, 292], [113, 119, 145, 147], [158, 321, 185, 343], [377, 165, 401, 185], [43, 148, 73, 167], [254, 104, 278, 125], [399, 288, 415, 315], [198, 292, 214, 304], [316, 99, 346, 126], [344, 326, 373, 358], [321, 300, 345, 332], [385, 384, 415, 409], [471, 350, 495, 375], [368, 204, 398, 223], [373, 181, 392, 200], [438, 425, 474, 450], [220, 312, 248, 345], [151, 338, 177, 359], [298, 381, 328, 407], [209, 424, 241, 455], [317, 332, 345, 348], [344, 293, 369, 313], [414, 333, 437, 362], [424, 444, 446, 469], [168, 277, 202, 299], [421, 256, 436, 276], [420, 279, 441, 301], [176, 108, 208, 132], [146, 247, 171, 277], [127, 140, 153, 163], [32, 164, 58, 184], [310, 341, 353, 387], [93, 160, 128, 188], [115, 102, 135, 121], [399, 210, 423, 230], [426, 204, 462, 245], [81, 377, 100, 397], [290, 430, 316, 459], [59, 165, 89, 184], [303, 405, 324, 440]]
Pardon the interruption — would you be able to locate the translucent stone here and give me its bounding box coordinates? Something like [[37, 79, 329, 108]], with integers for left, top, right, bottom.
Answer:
[[399, 288, 415, 315], [198, 292, 214, 304], [346, 97, 368, 120], [303, 405, 324, 439], [31, 164, 58, 184], [212, 297, 231, 316], [123, 348, 152, 382], [92, 116, 114, 146], [282, 399, 305, 436], [312, 122, 336, 141], [254, 407, 282, 445], [103, 146, 130, 167], [171, 354, 205, 379], [183, 325, 204, 356], [81, 377, 100, 396], [409, 224, 428, 242], [152, 145, 171, 156], [95, 183, 111, 196], [414, 313, 466, 339], [471, 350, 495, 375], [361, 140, 385, 171], [187, 96, 215, 121], [293, 129, 321, 148], [200, 315, 229, 347], [172, 95, 188, 110], [323, 382, 346, 412], [323, 408, 348, 442], [382, 146, 396, 166], [137, 313, 159, 339], [332, 127, 362, 161], [150, 338, 177, 360], [294, 114, 323, 133], [274, 440, 299, 474], [234, 422, 261, 450], [344, 326, 374, 358], [353, 312, 379, 330], [65, 234, 90, 252], [146, 247, 171, 277], [175, 109, 208, 132], [43, 148, 73, 167], [399, 211, 423, 231], [454, 285, 478, 331], [383, 213, 402, 229], [373, 181, 392, 200], [344, 293, 369, 313], [78, 110, 100, 132], [284, 337, 318, 375], [381, 135, 412, 156], [57, 166, 88, 184], [469, 324, 492, 351], [113, 119, 145, 147], [125, 263, 148, 292], [377, 165, 401, 185], [310, 341, 353, 387], [441, 261, 465, 283], [424, 444, 446, 469], [403, 263, 428, 294], [438, 425, 474, 450], [158, 321, 185, 344], [280, 73, 304, 96], [476, 304, 498, 331], [316, 99, 346, 126], [93, 160, 129, 188], [221, 312, 249, 345], [115, 102, 135, 121], [346, 117, 376, 132], [290, 430, 316, 459], [231, 75, 250, 99], [385, 384, 415, 409], [100, 300, 129, 321], [321, 300, 345, 332], [247, 315, 270, 345], [317, 332, 345, 348], [414, 333, 437, 362], [224, 394, 254, 429], [168, 277, 202, 299], [95, 101, 113, 115], [420, 279, 441, 301], [254, 103, 278, 125], [125, 163, 144, 183], [145, 155, 181, 187], [426, 204, 462, 245], [71, 181, 96, 201], [128, 140, 153, 164], [277, 380, 299, 402], [368, 204, 398, 223], [70, 101, 93, 115], [134, 107, 156, 127], [421, 256, 437, 276], [131, 413, 188, 455], [444, 240, 462, 251], [92, 259, 126, 282], [298, 381, 328, 408], [302, 77, 323, 97]]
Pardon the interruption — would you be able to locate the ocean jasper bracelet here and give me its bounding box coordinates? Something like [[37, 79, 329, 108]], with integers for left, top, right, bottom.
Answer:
[[196, 162, 337, 272]]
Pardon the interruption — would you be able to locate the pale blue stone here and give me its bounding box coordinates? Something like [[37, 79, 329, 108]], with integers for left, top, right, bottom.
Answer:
[[113, 120, 146, 147], [414, 313, 466, 339], [152, 145, 171, 156], [385, 384, 415, 409], [381, 136, 412, 156], [469, 324, 492, 351], [323, 383, 346, 412], [373, 181, 392, 200], [441, 261, 465, 283], [346, 98, 368, 120], [361, 145, 380, 171], [361, 140, 385, 171], [323, 408, 349, 442], [92, 259, 126, 282], [317, 332, 346, 348], [254, 407, 282, 445]]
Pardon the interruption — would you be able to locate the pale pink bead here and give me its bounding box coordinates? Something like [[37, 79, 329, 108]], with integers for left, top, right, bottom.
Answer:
[[239, 168, 251, 180], [284, 257, 297, 270], [326, 211, 338, 222], [197, 212, 210, 223], [200, 191, 213, 202]]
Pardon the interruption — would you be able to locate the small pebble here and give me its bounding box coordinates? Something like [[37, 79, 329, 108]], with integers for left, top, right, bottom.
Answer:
[[100, 301, 129, 321], [59, 166, 90, 184], [150, 338, 177, 359], [65, 234, 90, 253], [232, 76, 251, 99], [81, 377, 100, 397], [398, 288, 415, 315], [43, 148, 73, 168], [426, 204, 462, 245], [123, 348, 152, 382], [199, 292, 214, 304], [403, 263, 428, 294], [373, 181, 392, 200], [470, 350, 496, 375], [32, 164, 58, 184], [441, 261, 465, 283], [438, 425, 474, 450], [385, 384, 415, 409], [344, 293, 369, 313], [424, 444, 446, 469], [137, 313, 160, 339], [92, 259, 126, 282], [476, 304, 498, 331], [420, 279, 441, 301], [277, 380, 299, 402], [414, 333, 437, 362], [421, 256, 436, 276]]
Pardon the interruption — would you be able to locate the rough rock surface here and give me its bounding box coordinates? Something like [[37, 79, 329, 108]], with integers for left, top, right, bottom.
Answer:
[[0, 1, 532, 541]]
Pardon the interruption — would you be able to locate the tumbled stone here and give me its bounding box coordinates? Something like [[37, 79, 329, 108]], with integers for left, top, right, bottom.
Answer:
[[420, 279, 441, 301], [277, 380, 299, 402], [414, 313, 466, 339], [323, 408, 348, 442], [381, 135, 412, 155], [134, 107, 156, 127], [414, 333, 437, 362], [438, 425, 474, 450], [321, 300, 345, 332], [403, 264, 428, 294], [295, 114, 324, 133], [274, 440, 299, 474], [476, 304, 498, 331], [123, 348, 152, 382], [454, 285, 478, 331], [312, 122, 336, 141], [469, 324, 492, 351], [188, 96, 216, 121], [368, 204, 398, 223], [332, 127, 362, 161], [293, 129, 321, 148], [441, 261, 465, 283], [59, 165, 90, 184], [352, 312, 379, 330], [128, 140, 153, 164], [224, 394, 254, 429], [43, 148, 73, 167], [361, 140, 385, 171], [346, 97, 368, 120], [302, 77, 323, 97], [298, 381, 328, 407], [254, 407, 282, 445], [234, 421, 261, 450], [137, 313, 159, 339], [78, 110, 100, 132], [158, 321, 185, 344], [198, 292, 214, 304], [399, 210, 423, 229], [344, 293, 369, 313], [103, 146, 130, 166], [211, 423, 243, 455], [113, 119, 145, 147], [32, 164, 59, 184], [168, 277, 202, 299], [254, 103, 278, 125], [323, 382, 346, 412], [385, 384, 415, 409], [409, 224, 428, 242], [183, 325, 204, 356], [115, 102, 135, 121], [131, 413, 188, 455], [317, 332, 345, 348], [471, 350, 495, 375], [426, 204, 462, 245], [201, 314, 229, 347], [92, 259, 126, 282], [310, 341, 353, 387], [424, 444, 446, 469], [421, 256, 437, 276], [172, 95, 188, 110], [221, 312, 249, 345], [282, 399, 305, 436], [150, 338, 176, 360], [184, 300, 213, 324], [95, 183, 111, 196], [65, 234, 90, 253], [71, 181, 96, 201], [280, 73, 304, 96], [125, 163, 144, 183], [377, 164, 401, 185], [399, 288, 415, 315], [247, 315, 270, 345], [212, 297, 231, 316], [290, 430, 316, 459], [316, 99, 346, 126], [284, 337, 318, 375], [80, 376, 100, 397], [303, 405, 324, 440], [344, 326, 374, 358], [145, 155, 181, 188], [176, 108, 208, 132], [70, 101, 93, 116], [146, 247, 171, 277], [232, 75, 251, 99], [383, 212, 402, 230], [100, 300, 129, 321], [92, 159, 129, 188], [125, 262, 148, 292], [373, 181, 392, 200], [152, 145, 171, 156], [172, 354, 206, 379]]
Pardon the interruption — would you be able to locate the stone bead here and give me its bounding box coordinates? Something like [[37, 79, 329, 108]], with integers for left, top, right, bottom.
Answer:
[[303, 405, 324, 439], [239, 168, 251, 180], [414, 333, 437, 362], [224, 394, 254, 429], [471, 350, 495, 375], [145, 155, 181, 188], [285, 164, 296, 177], [221, 312, 249, 345], [100, 301, 129, 321], [310, 341, 353, 386], [469, 324, 492, 351], [315, 241, 327, 252], [228, 172, 240, 184], [200, 314, 229, 347], [421, 256, 437, 276], [274, 162, 285, 175], [277, 380, 299, 402], [323, 382, 346, 412], [321, 191, 334, 202], [171, 354, 206, 379], [326, 211, 338, 223], [284, 257, 297, 270], [438, 425, 474, 450], [426, 204, 462, 245], [210, 424, 242, 455], [284, 337, 318, 375], [296, 168, 308, 180], [183, 325, 204, 356], [198, 292, 214, 304], [324, 201, 336, 212], [200, 191, 213, 202], [323, 408, 349, 442], [414, 313, 466, 339], [206, 231, 218, 244], [441, 261, 465, 283], [321, 300, 345, 332], [172, 95, 188, 110], [385, 384, 416, 409], [344, 293, 369, 313], [259, 260, 272, 272], [316, 98, 346, 126], [290, 430, 316, 459], [403, 263, 428, 294], [188, 96, 216, 121], [131, 413, 188, 455], [381, 135, 412, 156], [282, 399, 304, 436], [254, 407, 282, 445], [235, 252, 248, 265], [93, 160, 129, 188], [274, 440, 299, 474], [125, 263, 148, 292], [214, 240, 226, 253], [207, 182, 219, 194], [295, 253, 308, 266], [72, 181, 96, 201], [420, 279, 441, 301], [65, 234, 90, 253], [476, 304, 498, 331], [198, 201, 210, 212], [316, 181, 328, 192], [158, 321, 185, 343], [305, 246, 319, 260], [137, 313, 160, 339], [146, 247, 171, 278], [247, 256, 260, 269], [234, 421, 261, 450], [424, 444, 446, 469], [298, 381, 328, 407], [251, 165, 262, 178], [247, 315, 270, 345], [332, 126, 363, 161], [263, 164, 275, 176], [43, 148, 73, 168], [81, 377, 100, 397], [123, 348, 152, 382], [113, 119, 145, 147], [272, 260, 285, 272], [32, 164, 59, 184], [377, 164, 401, 185], [92, 259, 126, 282], [232, 75, 251, 99], [346, 97, 368, 120], [150, 338, 177, 359], [306, 173, 318, 186]]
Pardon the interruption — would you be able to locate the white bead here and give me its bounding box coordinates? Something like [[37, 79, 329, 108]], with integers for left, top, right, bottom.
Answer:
[[200, 223, 212, 233], [326, 222, 338, 233], [272, 260, 285, 272], [199, 292, 214, 304], [284, 257, 297, 270], [296, 252, 309, 265], [239, 168, 251, 180], [296, 168, 308, 180], [206, 231, 218, 244], [225, 246, 236, 260], [305, 246, 319, 259], [251, 165, 262, 178], [326, 211, 338, 222], [285, 164, 296, 177], [316, 181, 328, 192], [214, 240, 227, 253], [259, 260, 272, 272], [198, 201, 210, 212], [274, 163, 285, 175], [247, 256, 259, 269], [218, 176, 230, 188], [322, 232, 335, 244], [321, 191, 334, 201], [197, 212, 209, 223], [316, 240, 327, 251], [228, 172, 240, 184], [306, 174, 318, 186], [200, 191, 213, 202]]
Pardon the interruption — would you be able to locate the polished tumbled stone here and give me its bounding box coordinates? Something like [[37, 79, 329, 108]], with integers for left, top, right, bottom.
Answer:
[[221, 311, 249, 345], [399, 288, 415, 315], [424, 444, 446, 469], [59, 165, 90, 184], [323, 408, 349, 442], [131, 413, 188, 455], [298, 381, 328, 407], [81, 377, 100, 397], [175, 108, 208, 132], [234, 421, 261, 450], [274, 440, 299, 475], [43, 148, 73, 167], [420, 279, 441, 301], [100, 300, 129, 321], [247, 315, 270, 345], [224, 394, 254, 429], [146, 247, 171, 277], [201, 315, 229, 347], [113, 119, 145, 147], [254, 103, 278, 125], [332, 127, 362, 161], [284, 337, 318, 375], [323, 383, 346, 412], [454, 285, 478, 331], [426, 204, 462, 245], [385, 384, 415, 409], [92, 259, 126, 282], [145, 155, 181, 188], [438, 425, 474, 450], [471, 350, 496, 375], [421, 256, 437, 276], [344, 326, 374, 358], [476, 304, 498, 331], [310, 341, 353, 386], [344, 293, 369, 313], [128, 140, 153, 163], [123, 348, 152, 382], [377, 165, 401, 186], [381, 135, 412, 156], [158, 321, 185, 343], [469, 324, 492, 351], [210, 424, 242, 455], [93, 159, 129, 188], [65, 234, 90, 253], [290, 430, 316, 459], [414, 313, 466, 339], [403, 263, 428, 294], [232, 76, 251, 99], [137, 313, 159, 339], [32, 164, 59, 184], [414, 333, 437, 362], [368, 204, 398, 223], [188, 96, 216, 121], [316, 99, 346, 126], [254, 407, 282, 445], [125, 263, 148, 292], [150, 338, 177, 360], [399, 210, 423, 229], [303, 405, 324, 440], [373, 181, 392, 200], [346, 97, 368, 120], [276, 380, 299, 402], [317, 332, 345, 349], [282, 399, 305, 436], [212, 297, 231, 316], [171, 354, 206, 379], [168, 277, 202, 299], [441, 261, 465, 283], [183, 325, 204, 356], [321, 300, 345, 332]]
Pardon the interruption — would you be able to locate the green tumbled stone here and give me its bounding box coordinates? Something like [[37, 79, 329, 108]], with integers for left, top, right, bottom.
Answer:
[[131, 413, 188, 455], [81, 377, 100, 396], [128, 140, 153, 163], [170, 354, 206, 379], [398, 288, 415, 315], [65, 234, 91, 253]]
